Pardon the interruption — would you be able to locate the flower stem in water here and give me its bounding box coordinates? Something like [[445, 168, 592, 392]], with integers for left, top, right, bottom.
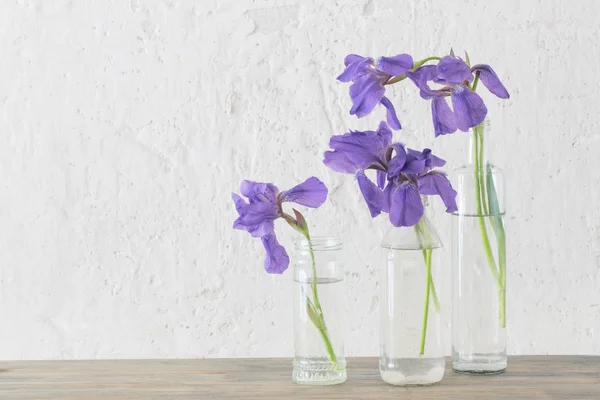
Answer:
[[414, 219, 439, 355], [420, 248, 432, 355], [473, 123, 506, 328], [304, 231, 338, 363]]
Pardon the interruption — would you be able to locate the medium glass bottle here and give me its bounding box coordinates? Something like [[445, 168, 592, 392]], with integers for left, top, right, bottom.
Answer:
[[292, 236, 346, 385], [379, 200, 445, 386], [451, 121, 507, 374]]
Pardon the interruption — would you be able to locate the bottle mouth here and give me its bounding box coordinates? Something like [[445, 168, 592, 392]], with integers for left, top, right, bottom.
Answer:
[[293, 236, 342, 251]]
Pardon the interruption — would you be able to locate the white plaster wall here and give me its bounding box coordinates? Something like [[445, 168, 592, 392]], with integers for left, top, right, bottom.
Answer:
[[0, 0, 598, 359]]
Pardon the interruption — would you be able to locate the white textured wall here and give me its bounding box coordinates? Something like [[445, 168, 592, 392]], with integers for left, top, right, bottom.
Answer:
[[0, 0, 598, 359]]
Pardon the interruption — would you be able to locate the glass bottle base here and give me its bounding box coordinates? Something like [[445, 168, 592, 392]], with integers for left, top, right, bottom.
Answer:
[[292, 358, 347, 385], [452, 353, 507, 374], [379, 357, 445, 386]]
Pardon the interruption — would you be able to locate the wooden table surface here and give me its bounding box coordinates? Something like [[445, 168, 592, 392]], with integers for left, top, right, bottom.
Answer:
[[0, 356, 598, 399]]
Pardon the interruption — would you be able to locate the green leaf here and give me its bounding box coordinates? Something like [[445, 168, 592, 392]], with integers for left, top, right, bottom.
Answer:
[[486, 164, 505, 241]]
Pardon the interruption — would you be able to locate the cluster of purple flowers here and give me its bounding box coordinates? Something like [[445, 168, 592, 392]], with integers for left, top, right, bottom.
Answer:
[[323, 122, 457, 227], [339, 53, 509, 136], [233, 51, 508, 274]]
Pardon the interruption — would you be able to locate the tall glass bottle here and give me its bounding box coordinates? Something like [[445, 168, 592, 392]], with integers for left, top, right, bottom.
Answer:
[[451, 121, 507, 374], [379, 200, 445, 386], [293, 236, 347, 385]]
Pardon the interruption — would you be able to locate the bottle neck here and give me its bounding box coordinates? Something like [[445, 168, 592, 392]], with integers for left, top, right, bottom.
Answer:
[[468, 122, 491, 166]]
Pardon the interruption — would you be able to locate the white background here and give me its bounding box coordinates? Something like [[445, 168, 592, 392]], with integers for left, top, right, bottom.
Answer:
[[0, 0, 598, 359]]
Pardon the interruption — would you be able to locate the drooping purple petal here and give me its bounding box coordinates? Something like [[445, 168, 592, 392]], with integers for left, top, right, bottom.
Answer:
[[471, 64, 510, 99], [382, 183, 392, 213], [451, 84, 488, 132], [376, 53, 413, 76], [376, 170, 387, 190], [337, 55, 373, 82], [356, 171, 385, 218], [431, 96, 457, 136], [279, 177, 328, 208], [406, 65, 439, 100], [324, 123, 391, 173], [240, 180, 279, 203], [436, 56, 473, 85], [232, 193, 248, 230], [418, 172, 458, 213], [387, 143, 407, 179], [380, 96, 401, 130], [349, 74, 386, 118], [261, 234, 290, 274], [388, 182, 424, 227]]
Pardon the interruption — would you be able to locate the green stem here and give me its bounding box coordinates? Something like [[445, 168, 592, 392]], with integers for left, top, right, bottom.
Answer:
[[477, 127, 489, 216], [306, 236, 321, 309], [386, 56, 441, 85], [473, 124, 506, 328], [498, 229, 507, 328], [473, 128, 500, 284], [303, 231, 337, 363], [419, 249, 432, 355], [423, 248, 440, 311], [472, 74, 480, 91], [414, 219, 439, 356], [415, 222, 440, 311]]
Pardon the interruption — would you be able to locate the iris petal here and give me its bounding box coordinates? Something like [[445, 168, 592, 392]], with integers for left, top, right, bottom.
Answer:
[[402, 157, 427, 175], [240, 180, 279, 203], [436, 56, 473, 85], [261, 234, 290, 274], [376, 170, 387, 190], [323, 150, 356, 174], [406, 65, 438, 100], [376, 53, 413, 76], [349, 74, 386, 118], [431, 96, 457, 136], [337, 56, 373, 82], [406, 148, 447, 171], [232, 193, 248, 230], [280, 177, 328, 208], [387, 143, 407, 179], [324, 124, 391, 173], [380, 96, 401, 130], [472, 64, 510, 99], [451, 85, 487, 132], [418, 172, 458, 213], [357, 171, 385, 217], [239, 202, 278, 238], [388, 182, 424, 227]]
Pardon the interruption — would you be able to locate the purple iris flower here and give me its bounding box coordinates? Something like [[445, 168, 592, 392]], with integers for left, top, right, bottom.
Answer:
[[337, 54, 414, 130], [232, 177, 328, 274], [384, 147, 458, 226], [323, 124, 457, 227], [406, 56, 509, 136]]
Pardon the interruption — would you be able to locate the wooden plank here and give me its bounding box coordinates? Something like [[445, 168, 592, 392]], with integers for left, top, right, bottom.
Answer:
[[0, 356, 598, 399]]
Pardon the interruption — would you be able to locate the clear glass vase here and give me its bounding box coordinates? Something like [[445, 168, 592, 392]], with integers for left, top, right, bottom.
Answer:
[[379, 202, 445, 386], [292, 236, 346, 385], [451, 121, 507, 374]]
